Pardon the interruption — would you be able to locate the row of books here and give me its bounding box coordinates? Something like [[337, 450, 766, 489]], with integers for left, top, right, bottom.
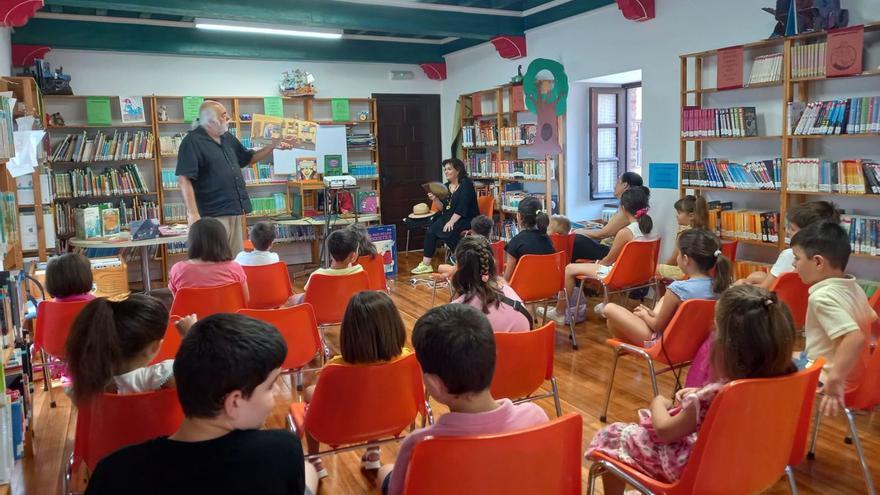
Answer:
[[247, 194, 288, 217], [733, 260, 770, 280], [791, 41, 826, 79], [0, 97, 13, 160], [163, 202, 187, 223], [681, 158, 781, 190], [707, 203, 780, 244], [787, 158, 880, 194], [462, 124, 537, 148], [501, 191, 549, 212], [681, 106, 758, 138], [465, 153, 554, 180], [348, 162, 379, 178], [118, 199, 159, 229], [241, 163, 284, 184], [161, 169, 179, 189], [841, 215, 880, 256], [53, 164, 151, 199], [347, 131, 375, 150], [789, 97, 880, 135], [246, 224, 316, 243], [50, 131, 155, 162], [159, 134, 186, 156], [0, 193, 18, 245], [747, 53, 783, 85], [74, 204, 122, 239]]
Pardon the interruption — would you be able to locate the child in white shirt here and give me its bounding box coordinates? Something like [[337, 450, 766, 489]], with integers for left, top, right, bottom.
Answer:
[[235, 221, 281, 267]]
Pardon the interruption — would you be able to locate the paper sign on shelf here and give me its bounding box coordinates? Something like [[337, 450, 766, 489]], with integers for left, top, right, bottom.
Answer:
[[182, 96, 205, 123], [331, 99, 351, 122], [263, 97, 284, 118], [717, 46, 744, 90], [86, 96, 112, 126]]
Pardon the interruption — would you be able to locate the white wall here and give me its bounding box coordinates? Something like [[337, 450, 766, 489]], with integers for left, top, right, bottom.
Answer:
[[44, 49, 441, 97]]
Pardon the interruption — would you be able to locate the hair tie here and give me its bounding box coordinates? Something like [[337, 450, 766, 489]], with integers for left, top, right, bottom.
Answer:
[[535, 209, 543, 214], [714, 250, 722, 258], [635, 207, 649, 219], [481, 273, 490, 282], [764, 298, 774, 307]]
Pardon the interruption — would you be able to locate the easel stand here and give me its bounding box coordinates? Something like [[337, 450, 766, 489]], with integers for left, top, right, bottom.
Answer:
[[319, 184, 360, 267]]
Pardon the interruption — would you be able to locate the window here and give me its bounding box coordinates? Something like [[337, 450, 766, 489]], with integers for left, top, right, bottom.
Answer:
[[589, 83, 642, 199]]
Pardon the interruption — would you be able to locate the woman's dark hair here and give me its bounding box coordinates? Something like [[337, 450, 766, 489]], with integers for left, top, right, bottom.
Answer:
[[452, 235, 502, 314], [442, 158, 468, 180], [517, 196, 550, 232], [786, 200, 840, 229], [46, 253, 93, 298], [65, 295, 169, 404], [620, 172, 644, 190], [713, 285, 795, 380], [346, 223, 377, 259], [620, 186, 652, 234], [677, 229, 731, 293], [340, 291, 406, 364], [674, 195, 709, 229], [187, 217, 233, 262]]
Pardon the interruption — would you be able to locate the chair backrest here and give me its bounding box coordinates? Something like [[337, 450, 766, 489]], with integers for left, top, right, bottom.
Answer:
[[170, 282, 247, 319], [769, 272, 810, 329], [402, 413, 583, 495], [720, 239, 738, 266], [477, 195, 494, 218], [356, 254, 388, 292], [490, 322, 555, 401], [150, 319, 183, 364], [303, 271, 370, 325], [845, 344, 880, 411], [549, 233, 575, 263], [241, 262, 293, 309], [869, 290, 880, 340], [646, 299, 717, 365], [675, 364, 822, 494], [602, 238, 661, 290], [81, 388, 184, 470], [789, 359, 826, 466], [34, 299, 92, 358], [491, 240, 505, 274], [237, 304, 322, 371], [509, 252, 566, 303], [305, 353, 426, 446]]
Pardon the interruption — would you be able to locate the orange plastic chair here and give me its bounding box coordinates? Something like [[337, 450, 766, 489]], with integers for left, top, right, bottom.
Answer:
[[243, 239, 254, 251], [784, 357, 826, 494], [303, 271, 370, 326], [600, 299, 717, 423], [491, 240, 505, 274], [509, 252, 574, 347], [490, 322, 562, 416], [550, 233, 575, 264], [477, 195, 495, 218], [720, 239, 738, 266], [357, 254, 389, 292], [241, 262, 294, 309], [402, 413, 583, 495], [769, 272, 810, 330], [34, 299, 91, 408], [287, 353, 432, 457], [588, 361, 823, 495], [238, 304, 325, 375]]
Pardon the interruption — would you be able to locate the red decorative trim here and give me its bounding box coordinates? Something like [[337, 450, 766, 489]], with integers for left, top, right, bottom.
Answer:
[[0, 0, 43, 27], [616, 0, 654, 22], [11, 44, 50, 67], [419, 63, 447, 81], [490, 35, 526, 60]]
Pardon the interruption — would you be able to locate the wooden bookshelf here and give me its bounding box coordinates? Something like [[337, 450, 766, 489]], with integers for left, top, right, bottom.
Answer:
[[679, 24, 880, 265]]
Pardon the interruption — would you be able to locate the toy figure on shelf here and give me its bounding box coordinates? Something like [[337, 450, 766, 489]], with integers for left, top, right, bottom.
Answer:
[[510, 64, 524, 84], [157, 105, 169, 122], [240, 113, 252, 121], [280, 68, 317, 97], [763, 0, 848, 37], [48, 112, 65, 127]]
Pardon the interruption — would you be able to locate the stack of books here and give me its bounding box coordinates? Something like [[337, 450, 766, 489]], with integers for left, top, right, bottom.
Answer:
[[787, 158, 880, 194], [681, 158, 781, 190], [681, 106, 758, 138], [248, 194, 287, 217], [789, 97, 880, 135], [791, 41, 826, 79], [841, 215, 880, 256], [747, 53, 783, 85], [53, 164, 151, 198], [346, 131, 375, 150], [50, 131, 155, 162], [159, 134, 186, 156]]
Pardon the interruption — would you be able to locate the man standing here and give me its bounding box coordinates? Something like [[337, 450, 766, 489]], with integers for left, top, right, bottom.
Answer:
[[176, 101, 277, 254]]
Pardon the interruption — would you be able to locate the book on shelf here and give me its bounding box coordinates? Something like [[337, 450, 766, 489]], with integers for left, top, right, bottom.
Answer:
[[791, 40, 826, 79], [0, 192, 19, 245], [787, 158, 879, 194], [161, 169, 179, 189], [789, 97, 880, 135], [747, 53, 783, 85], [501, 191, 557, 214], [50, 130, 154, 162], [348, 162, 378, 178], [681, 106, 758, 138], [247, 223, 317, 243], [357, 191, 379, 214], [66, 199, 158, 239], [52, 164, 151, 198], [734, 260, 771, 280], [346, 130, 375, 150], [0, 96, 14, 159], [163, 202, 187, 223], [708, 203, 779, 244], [681, 157, 780, 190], [841, 214, 880, 256], [241, 162, 285, 184], [159, 133, 186, 156], [465, 153, 554, 180], [462, 124, 536, 147], [248, 194, 287, 217]]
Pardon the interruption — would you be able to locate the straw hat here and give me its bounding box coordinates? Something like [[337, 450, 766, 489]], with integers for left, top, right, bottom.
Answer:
[[408, 203, 435, 219]]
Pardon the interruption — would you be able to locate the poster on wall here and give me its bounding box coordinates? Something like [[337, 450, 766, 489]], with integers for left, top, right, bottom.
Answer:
[[367, 224, 398, 277]]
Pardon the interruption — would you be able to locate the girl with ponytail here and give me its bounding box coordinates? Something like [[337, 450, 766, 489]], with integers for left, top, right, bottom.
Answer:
[[502, 196, 554, 281], [452, 235, 531, 332], [604, 228, 732, 346], [65, 294, 194, 404], [657, 195, 710, 280]]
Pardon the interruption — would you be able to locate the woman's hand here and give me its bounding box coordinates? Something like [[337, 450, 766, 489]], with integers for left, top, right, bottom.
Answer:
[[443, 220, 455, 232]]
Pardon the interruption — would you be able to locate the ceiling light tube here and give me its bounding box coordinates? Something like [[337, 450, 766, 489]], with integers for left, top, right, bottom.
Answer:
[[194, 18, 343, 39]]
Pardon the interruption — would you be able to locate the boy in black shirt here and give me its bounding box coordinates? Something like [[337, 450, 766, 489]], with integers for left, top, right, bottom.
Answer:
[[85, 314, 318, 495]]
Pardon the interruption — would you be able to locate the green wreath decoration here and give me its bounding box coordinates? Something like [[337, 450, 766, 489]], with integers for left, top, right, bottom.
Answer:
[[523, 58, 569, 116]]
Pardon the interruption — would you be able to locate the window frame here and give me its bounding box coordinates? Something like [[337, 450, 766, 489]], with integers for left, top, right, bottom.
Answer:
[[624, 82, 643, 176], [589, 87, 626, 200]]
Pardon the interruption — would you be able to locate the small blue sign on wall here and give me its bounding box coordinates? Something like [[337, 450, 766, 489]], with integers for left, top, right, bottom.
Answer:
[[648, 162, 679, 189]]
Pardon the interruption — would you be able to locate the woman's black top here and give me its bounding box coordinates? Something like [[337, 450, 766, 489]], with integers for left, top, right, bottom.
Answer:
[[428, 177, 479, 238]]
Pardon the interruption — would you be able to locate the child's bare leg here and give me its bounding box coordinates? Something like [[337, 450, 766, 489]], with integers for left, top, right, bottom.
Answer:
[[739, 271, 767, 286], [556, 263, 601, 312], [602, 472, 626, 495], [437, 263, 456, 277], [604, 303, 654, 345], [303, 385, 321, 455]]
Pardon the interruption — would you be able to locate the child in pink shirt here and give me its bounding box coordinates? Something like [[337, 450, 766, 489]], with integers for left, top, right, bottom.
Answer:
[[45, 253, 96, 303], [450, 235, 531, 332], [168, 218, 248, 303], [377, 304, 548, 494]]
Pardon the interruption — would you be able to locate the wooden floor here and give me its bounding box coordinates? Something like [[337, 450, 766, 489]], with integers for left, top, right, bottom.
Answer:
[[13, 252, 880, 494]]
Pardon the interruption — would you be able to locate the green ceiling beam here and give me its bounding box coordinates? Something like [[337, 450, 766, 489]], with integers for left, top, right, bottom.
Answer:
[[43, 0, 525, 39], [13, 18, 447, 63], [524, 0, 616, 30]]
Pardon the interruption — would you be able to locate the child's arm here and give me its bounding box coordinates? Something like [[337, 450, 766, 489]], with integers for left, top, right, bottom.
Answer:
[[598, 229, 633, 266], [503, 254, 516, 281], [585, 211, 627, 240], [174, 314, 198, 335], [634, 288, 681, 332], [757, 272, 778, 290], [649, 394, 699, 443], [820, 330, 866, 416]]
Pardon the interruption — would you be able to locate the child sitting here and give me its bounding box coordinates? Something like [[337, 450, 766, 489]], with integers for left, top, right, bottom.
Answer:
[[347, 223, 378, 258], [586, 284, 796, 494], [547, 214, 570, 236], [547, 186, 653, 322], [234, 221, 280, 266], [84, 313, 317, 495], [305, 229, 364, 291], [656, 195, 708, 280], [451, 235, 531, 332], [503, 196, 554, 281], [791, 221, 877, 416], [46, 253, 95, 302], [168, 217, 249, 302], [304, 291, 410, 479], [738, 200, 839, 289], [378, 304, 548, 495], [604, 229, 731, 345], [437, 215, 495, 277], [65, 294, 194, 403]]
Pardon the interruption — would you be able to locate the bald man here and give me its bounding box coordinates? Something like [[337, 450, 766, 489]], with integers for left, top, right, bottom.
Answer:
[[176, 101, 277, 254]]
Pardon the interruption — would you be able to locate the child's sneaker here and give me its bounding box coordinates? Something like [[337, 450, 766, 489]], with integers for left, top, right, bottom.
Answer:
[[310, 457, 329, 479], [411, 262, 433, 274], [536, 306, 565, 324], [563, 304, 587, 325], [361, 446, 381, 470], [594, 302, 607, 318]]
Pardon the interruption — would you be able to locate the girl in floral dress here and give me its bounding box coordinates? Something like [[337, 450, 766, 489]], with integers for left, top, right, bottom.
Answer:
[[586, 285, 797, 494]]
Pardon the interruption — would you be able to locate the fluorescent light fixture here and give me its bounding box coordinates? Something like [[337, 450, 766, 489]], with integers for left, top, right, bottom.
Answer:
[[194, 18, 343, 39]]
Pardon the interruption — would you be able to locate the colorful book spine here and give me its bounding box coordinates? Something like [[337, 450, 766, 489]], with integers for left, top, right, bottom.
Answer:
[[681, 106, 758, 138], [792, 97, 880, 135]]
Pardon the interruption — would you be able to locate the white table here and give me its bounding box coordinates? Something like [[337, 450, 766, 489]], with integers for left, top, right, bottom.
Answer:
[[69, 235, 188, 292]]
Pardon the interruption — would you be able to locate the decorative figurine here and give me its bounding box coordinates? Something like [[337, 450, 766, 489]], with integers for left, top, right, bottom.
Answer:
[[49, 112, 65, 127], [157, 105, 169, 122], [358, 110, 369, 121], [510, 64, 524, 84], [240, 113, 252, 121], [763, 0, 848, 38], [280, 68, 317, 97]]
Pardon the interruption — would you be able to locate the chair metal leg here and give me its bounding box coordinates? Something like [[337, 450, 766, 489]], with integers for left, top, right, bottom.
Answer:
[[600, 349, 621, 423], [645, 356, 659, 397], [40, 350, 49, 391], [318, 325, 331, 361], [550, 376, 562, 417], [785, 465, 799, 495], [844, 408, 876, 495], [42, 350, 56, 408], [587, 461, 604, 495], [562, 288, 577, 349], [807, 403, 821, 459], [405, 230, 411, 256], [431, 283, 437, 307]]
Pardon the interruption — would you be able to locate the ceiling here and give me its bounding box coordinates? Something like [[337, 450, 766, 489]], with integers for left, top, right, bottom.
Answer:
[[11, 0, 616, 64]]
